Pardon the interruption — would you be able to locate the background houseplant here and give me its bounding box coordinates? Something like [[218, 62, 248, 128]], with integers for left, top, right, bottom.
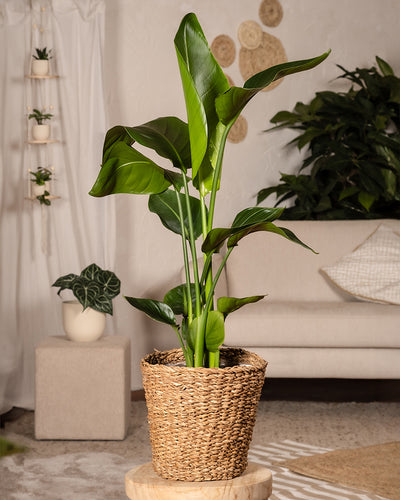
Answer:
[[257, 56, 400, 220], [32, 47, 52, 76], [28, 108, 53, 141], [89, 12, 329, 481], [52, 263, 120, 342], [30, 167, 52, 205]]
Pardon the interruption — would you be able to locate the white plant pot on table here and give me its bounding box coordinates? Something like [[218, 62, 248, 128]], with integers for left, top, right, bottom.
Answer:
[[32, 124, 50, 141], [32, 59, 49, 76], [62, 300, 106, 342]]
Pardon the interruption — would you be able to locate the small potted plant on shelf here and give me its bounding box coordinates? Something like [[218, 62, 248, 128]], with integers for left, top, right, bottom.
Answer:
[[89, 12, 329, 481], [32, 47, 52, 76], [52, 263, 121, 342], [28, 108, 53, 141], [29, 167, 52, 205]]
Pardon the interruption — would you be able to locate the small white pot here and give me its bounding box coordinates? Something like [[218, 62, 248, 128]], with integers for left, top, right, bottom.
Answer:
[[32, 124, 50, 141], [62, 300, 106, 342], [32, 59, 49, 76], [32, 181, 50, 197]]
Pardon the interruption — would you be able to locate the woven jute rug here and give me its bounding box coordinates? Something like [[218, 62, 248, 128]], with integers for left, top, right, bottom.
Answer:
[[280, 441, 400, 500]]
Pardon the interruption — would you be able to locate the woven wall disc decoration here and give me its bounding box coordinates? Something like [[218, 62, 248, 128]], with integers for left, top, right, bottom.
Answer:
[[211, 34, 236, 67], [259, 0, 283, 27], [238, 20, 263, 50], [239, 31, 287, 91], [228, 114, 248, 143], [225, 73, 235, 87]]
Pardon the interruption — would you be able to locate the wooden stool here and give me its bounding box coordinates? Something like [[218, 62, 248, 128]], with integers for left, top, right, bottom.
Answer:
[[125, 462, 272, 500]]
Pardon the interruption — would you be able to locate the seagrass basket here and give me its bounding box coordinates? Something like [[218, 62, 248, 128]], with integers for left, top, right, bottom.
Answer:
[[141, 347, 267, 481]]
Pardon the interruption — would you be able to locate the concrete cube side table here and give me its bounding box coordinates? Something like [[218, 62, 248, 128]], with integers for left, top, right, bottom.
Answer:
[[35, 335, 131, 440]]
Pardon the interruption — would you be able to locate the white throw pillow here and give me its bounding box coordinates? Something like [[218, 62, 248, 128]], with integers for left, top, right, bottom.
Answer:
[[321, 224, 400, 305]]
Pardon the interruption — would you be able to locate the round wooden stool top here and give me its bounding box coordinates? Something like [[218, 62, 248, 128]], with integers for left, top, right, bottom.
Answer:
[[125, 462, 272, 500]]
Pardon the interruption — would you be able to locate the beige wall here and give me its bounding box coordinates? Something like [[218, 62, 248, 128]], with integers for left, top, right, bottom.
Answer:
[[103, 0, 400, 388]]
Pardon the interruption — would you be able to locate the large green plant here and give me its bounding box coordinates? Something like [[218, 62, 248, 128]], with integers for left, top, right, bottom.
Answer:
[[257, 56, 400, 219], [90, 13, 329, 368]]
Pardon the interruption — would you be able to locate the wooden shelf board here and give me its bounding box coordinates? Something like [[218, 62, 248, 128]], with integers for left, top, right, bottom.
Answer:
[[25, 74, 59, 79]]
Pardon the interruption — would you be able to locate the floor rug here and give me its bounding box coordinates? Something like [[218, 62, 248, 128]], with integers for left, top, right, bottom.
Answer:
[[279, 441, 400, 500], [0, 440, 391, 500], [249, 441, 390, 500]]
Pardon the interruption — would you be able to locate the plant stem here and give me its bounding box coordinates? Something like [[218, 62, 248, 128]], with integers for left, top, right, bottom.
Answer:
[[182, 174, 201, 318], [174, 190, 193, 323], [207, 124, 231, 232], [173, 325, 193, 366]]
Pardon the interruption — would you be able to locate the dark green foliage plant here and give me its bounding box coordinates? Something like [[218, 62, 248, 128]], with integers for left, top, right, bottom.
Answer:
[[89, 13, 329, 368], [30, 167, 52, 185], [52, 263, 121, 315], [33, 47, 52, 60], [257, 56, 400, 219], [28, 108, 53, 125]]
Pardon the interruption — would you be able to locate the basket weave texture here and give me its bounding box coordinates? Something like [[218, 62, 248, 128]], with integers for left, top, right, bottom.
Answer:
[[141, 347, 267, 481]]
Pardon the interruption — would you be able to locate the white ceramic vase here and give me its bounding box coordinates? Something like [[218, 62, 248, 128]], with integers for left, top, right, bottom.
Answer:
[[32, 181, 50, 197], [32, 59, 49, 76], [62, 300, 106, 342], [32, 124, 50, 141]]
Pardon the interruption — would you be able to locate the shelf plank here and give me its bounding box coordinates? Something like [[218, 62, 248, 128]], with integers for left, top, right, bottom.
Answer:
[[25, 75, 59, 79]]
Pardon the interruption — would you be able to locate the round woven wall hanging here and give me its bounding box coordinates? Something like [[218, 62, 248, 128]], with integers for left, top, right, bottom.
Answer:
[[238, 20, 263, 50], [239, 31, 287, 91], [211, 34, 236, 67], [259, 0, 283, 27], [228, 114, 248, 143], [224, 73, 235, 87]]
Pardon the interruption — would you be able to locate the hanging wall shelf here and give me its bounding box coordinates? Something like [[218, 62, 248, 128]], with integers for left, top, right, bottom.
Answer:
[[25, 74, 59, 79], [27, 139, 59, 144]]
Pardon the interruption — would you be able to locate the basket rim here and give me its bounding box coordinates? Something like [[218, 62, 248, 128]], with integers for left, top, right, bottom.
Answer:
[[141, 347, 267, 373]]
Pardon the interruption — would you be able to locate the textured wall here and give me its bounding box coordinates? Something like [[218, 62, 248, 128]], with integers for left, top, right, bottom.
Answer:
[[103, 0, 400, 388]]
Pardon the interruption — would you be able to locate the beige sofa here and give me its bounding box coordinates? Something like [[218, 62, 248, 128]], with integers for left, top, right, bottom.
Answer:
[[220, 219, 400, 379]]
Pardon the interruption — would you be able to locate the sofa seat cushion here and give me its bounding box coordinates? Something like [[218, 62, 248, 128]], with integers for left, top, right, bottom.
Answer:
[[224, 301, 400, 348]]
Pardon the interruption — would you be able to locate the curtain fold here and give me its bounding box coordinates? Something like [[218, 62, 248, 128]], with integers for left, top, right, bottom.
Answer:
[[0, 0, 114, 412]]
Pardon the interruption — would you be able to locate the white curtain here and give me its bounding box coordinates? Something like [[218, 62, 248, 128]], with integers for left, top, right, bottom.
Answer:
[[0, 0, 114, 412]]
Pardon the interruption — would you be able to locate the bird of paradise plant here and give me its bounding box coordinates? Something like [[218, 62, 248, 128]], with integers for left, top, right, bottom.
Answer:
[[90, 13, 330, 368]]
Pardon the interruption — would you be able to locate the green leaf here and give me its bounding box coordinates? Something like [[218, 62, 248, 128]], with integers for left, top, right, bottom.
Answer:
[[102, 125, 135, 161], [376, 56, 394, 76], [96, 269, 121, 299], [358, 191, 376, 211], [72, 279, 102, 312], [125, 296, 177, 326], [217, 295, 265, 318], [89, 142, 173, 197], [204, 310, 225, 352], [215, 51, 331, 125], [227, 222, 317, 251], [80, 263, 100, 281], [174, 13, 229, 179], [149, 189, 203, 240], [231, 207, 285, 228], [202, 207, 299, 253], [163, 284, 197, 316], [123, 117, 191, 171], [52, 273, 78, 295]]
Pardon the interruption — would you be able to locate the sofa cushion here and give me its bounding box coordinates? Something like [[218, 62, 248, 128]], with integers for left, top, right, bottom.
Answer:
[[321, 225, 400, 305], [224, 301, 400, 348], [224, 220, 400, 302]]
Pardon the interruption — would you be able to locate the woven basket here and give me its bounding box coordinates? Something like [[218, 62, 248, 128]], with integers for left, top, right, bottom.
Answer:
[[141, 347, 267, 481]]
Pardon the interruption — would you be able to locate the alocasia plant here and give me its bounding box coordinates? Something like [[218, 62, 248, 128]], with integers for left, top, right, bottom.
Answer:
[[90, 13, 329, 367]]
